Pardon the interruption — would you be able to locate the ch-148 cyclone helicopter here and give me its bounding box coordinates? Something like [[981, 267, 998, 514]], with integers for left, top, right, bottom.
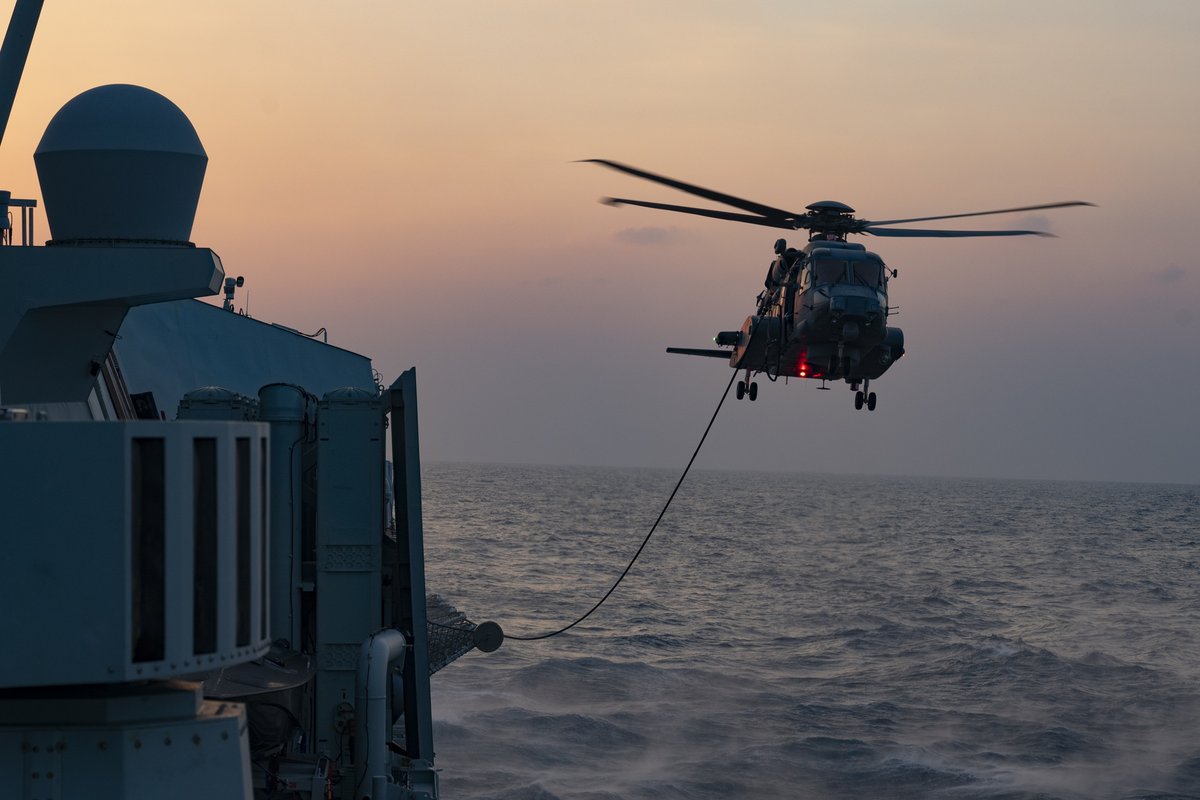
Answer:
[[587, 159, 1091, 410]]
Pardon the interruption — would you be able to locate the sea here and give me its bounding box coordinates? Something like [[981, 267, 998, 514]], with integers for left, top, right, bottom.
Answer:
[[422, 463, 1200, 800]]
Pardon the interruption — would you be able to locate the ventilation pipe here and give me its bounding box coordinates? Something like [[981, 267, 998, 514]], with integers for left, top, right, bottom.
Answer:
[[355, 628, 409, 797]]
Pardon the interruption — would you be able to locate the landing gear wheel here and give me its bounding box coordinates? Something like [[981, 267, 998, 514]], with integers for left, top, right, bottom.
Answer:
[[748, 382, 758, 402], [867, 392, 877, 411], [736, 380, 746, 400], [854, 391, 864, 410]]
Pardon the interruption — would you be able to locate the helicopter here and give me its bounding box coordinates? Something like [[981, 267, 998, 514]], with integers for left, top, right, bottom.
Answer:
[[587, 159, 1092, 410]]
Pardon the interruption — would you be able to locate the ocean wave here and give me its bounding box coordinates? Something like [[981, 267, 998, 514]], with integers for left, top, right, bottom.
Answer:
[[425, 464, 1200, 799]]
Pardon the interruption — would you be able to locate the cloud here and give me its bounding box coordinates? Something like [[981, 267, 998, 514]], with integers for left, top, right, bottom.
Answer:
[[1154, 264, 1187, 284], [614, 226, 690, 246], [1015, 214, 1052, 234]]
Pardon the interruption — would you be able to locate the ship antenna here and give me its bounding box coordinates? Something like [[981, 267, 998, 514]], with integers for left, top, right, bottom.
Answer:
[[0, 0, 43, 152]]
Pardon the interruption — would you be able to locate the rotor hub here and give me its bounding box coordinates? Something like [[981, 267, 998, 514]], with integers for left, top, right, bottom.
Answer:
[[802, 201, 857, 239], [805, 200, 856, 215]]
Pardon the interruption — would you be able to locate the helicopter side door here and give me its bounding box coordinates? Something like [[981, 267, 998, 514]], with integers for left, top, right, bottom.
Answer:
[[793, 259, 813, 331]]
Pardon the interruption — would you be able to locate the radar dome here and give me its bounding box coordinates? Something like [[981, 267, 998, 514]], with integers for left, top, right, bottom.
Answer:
[[34, 84, 207, 245]]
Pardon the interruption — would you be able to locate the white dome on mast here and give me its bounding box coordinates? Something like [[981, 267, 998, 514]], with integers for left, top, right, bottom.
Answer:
[[34, 83, 207, 245]]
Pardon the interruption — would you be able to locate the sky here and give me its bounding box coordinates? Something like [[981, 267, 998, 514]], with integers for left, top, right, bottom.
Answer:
[[2, 1, 1197, 484]]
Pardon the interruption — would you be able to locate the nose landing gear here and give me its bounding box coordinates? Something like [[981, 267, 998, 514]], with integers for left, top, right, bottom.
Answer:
[[852, 380, 877, 411]]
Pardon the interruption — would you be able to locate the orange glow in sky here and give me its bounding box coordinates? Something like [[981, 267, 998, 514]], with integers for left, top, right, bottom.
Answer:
[[5, 1, 1197, 482]]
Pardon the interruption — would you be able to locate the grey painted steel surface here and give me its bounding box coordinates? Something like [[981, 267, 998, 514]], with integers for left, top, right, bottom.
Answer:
[[313, 387, 386, 758], [177, 385, 259, 420], [390, 368, 438, 796], [0, 245, 224, 405], [35, 84, 207, 244], [0, 420, 270, 688], [0, 682, 252, 799], [258, 382, 313, 648], [117, 299, 374, 418], [0, 6, 462, 795], [0, 4, 454, 793]]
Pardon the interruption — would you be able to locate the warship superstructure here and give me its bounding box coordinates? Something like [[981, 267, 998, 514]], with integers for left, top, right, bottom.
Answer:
[[0, 3, 499, 797]]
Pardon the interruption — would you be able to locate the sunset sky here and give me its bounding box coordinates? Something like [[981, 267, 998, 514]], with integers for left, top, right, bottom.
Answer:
[[3, 1, 1197, 483]]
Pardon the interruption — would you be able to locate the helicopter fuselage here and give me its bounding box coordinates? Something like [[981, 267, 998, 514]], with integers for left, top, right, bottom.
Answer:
[[725, 239, 905, 386]]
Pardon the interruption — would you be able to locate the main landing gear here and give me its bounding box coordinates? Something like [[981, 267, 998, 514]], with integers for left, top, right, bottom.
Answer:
[[851, 380, 877, 412], [736, 370, 758, 401]]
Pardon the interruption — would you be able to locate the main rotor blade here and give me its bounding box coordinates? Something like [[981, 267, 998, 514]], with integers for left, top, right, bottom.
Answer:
[[862, 226, 1054, 238], [583, 159, 798, 221], [866, 200, 1094, 227], [603, 197, 795, 229]]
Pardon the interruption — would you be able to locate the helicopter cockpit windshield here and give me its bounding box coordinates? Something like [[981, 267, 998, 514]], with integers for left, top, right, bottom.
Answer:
[[813, 258, 849, 285], [808, 254, 886, 289], [851, 259, 884, 289]]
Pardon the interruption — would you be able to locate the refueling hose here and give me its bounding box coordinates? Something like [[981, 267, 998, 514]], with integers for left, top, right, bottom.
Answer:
[[509, 370, 739, 641]]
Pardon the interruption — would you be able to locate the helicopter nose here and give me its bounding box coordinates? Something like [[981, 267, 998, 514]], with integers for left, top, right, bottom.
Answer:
[[842, 321, 859, 341], [830, 294, 882, 319]]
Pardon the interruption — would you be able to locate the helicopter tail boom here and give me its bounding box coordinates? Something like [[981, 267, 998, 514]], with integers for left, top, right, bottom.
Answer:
[[666, 347, 734, 360]]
